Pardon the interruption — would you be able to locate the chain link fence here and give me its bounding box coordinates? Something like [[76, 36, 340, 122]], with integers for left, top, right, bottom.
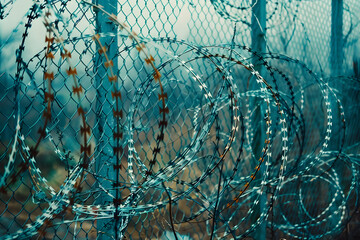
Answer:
[[0, 0, 360, 239]]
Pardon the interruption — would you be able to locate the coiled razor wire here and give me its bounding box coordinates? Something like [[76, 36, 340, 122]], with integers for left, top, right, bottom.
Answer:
[[0, 0, 359, 239]]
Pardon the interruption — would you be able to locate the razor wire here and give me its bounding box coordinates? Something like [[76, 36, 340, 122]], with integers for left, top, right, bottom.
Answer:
[[0, 0, 360, 239]]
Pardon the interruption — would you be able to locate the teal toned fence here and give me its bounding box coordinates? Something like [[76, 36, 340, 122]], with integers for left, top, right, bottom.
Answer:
[[0, 0, 360, 239]]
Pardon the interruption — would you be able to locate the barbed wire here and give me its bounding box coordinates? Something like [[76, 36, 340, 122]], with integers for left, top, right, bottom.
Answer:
[[0, 0, 359, 239]]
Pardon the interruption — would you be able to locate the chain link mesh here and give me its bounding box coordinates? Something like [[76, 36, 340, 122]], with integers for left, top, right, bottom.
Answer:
[[0, 0, 360, 239]]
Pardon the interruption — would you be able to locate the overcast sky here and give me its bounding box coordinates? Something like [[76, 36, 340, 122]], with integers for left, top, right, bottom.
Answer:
[[0, 0, 359, 77]]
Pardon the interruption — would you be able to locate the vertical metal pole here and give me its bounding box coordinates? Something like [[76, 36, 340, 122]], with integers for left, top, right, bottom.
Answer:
[[330, 0, 343, 77], [93, 0, 118, 238], [330, 2, 344, 227], [329, 1, 343, 158], [251, 1, 266, 240], [251, 0, 266, 60]]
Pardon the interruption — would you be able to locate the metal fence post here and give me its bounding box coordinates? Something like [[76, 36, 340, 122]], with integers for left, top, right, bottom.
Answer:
[[93, 0, 118, 238], [331, 0, 343, 77], [251, 0, 267, 239]]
